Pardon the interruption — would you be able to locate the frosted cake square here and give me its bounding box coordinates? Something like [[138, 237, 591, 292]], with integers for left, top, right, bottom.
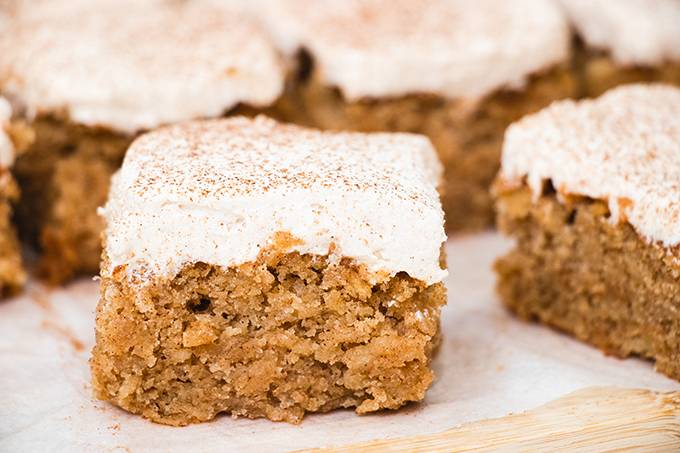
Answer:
[[91, 116, 448, 425], [494, 84, 680, 380]]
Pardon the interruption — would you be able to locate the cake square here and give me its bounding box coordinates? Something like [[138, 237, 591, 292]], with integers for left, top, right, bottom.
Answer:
[[494, 84, 680, 380], [91, 116, 448, 425], [0, 0, 284, 283], [261, 0, 577, 231]]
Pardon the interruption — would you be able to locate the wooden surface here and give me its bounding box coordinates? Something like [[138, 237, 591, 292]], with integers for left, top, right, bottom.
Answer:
[[303, 387, 680, 452]]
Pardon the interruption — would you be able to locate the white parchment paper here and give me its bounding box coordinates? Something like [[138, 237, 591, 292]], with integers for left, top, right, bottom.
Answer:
[[1, 233, 678, 452]]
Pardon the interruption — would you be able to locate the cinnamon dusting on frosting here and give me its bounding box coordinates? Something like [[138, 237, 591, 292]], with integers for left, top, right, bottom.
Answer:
[[103, 116, 447, 284], [126, 116, 441, 209]]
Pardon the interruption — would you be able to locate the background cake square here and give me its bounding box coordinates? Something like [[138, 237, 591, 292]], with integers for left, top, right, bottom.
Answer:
[[494, 84, 680, 381]]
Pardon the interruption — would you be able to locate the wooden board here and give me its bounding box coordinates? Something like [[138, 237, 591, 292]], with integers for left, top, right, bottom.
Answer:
[[302, 387, 680, 452]]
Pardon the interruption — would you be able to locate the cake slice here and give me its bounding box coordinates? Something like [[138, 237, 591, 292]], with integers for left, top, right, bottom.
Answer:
[[91, 116, 448, 425], [0, 0, 284, 283], [560, 0, 680, 96], [257, 0, 576, 231], [494, 84, 680, 380], [0, 98, 26, 297]]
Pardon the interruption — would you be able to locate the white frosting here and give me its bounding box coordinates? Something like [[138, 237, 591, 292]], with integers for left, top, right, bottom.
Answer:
[[0, 98, 14, 168], [102, 116, 447, 284], [0, 0, 284, 135], [500, 84, 680, 247], [254, 0, 570, 101], [560, 0, 680, 66]]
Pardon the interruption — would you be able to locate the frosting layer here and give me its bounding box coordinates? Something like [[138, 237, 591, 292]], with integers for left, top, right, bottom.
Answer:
[[0, 0, 284, 134], [560, 0, 680, 66], [254, 0, 569, 101], [0, 98, 14, 168], [500, 84, 680, 247], [103, 116, 447, 284]]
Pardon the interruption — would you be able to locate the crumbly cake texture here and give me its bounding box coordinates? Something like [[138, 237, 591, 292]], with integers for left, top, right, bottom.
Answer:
[[92, 116, 448, 424], [495, 84, 680, 380], [0, 174, 23, 297], [495, 189, 680, 380], [1, 0, 284, 283], [0, 98, 26, 296], [92, 246, 447, 425], [560, 0, 680, 96], [264, 0, 575, 231]]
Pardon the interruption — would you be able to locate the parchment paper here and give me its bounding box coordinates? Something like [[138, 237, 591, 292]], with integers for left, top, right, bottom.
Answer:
[[2, 233, 678, 452]]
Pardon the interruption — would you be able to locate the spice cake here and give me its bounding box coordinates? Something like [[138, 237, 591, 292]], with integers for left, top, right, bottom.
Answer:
[[0, 0, 284, 283], [494, 84, 680, 380], [91, 116, 448, 425], [560, 0, 680, 96], [0, 98, 26, 297], [258, 0, 576, 231]]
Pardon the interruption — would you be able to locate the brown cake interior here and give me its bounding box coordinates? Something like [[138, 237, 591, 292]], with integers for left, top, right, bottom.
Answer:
[[13, 115, 131, 284], [573, 40, 680, 97], [495, 185, 680, 380], [275, 53, 577, 232], [0, 170, 25, 296], [91, 240, 447, 426]]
